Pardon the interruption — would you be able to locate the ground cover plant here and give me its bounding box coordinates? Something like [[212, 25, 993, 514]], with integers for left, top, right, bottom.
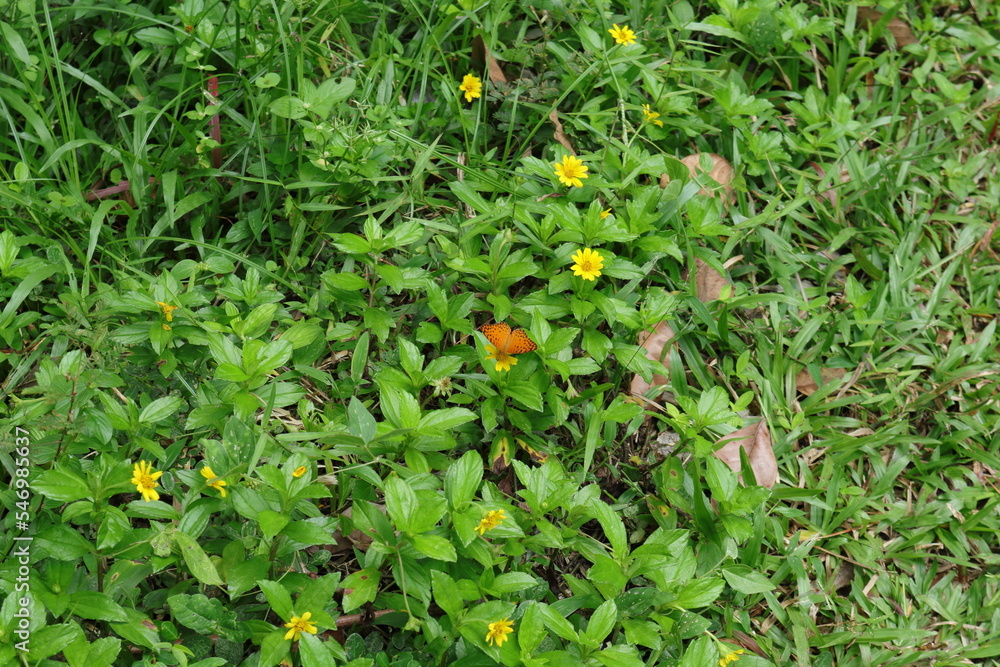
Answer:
[[1, 0, 999, 665]]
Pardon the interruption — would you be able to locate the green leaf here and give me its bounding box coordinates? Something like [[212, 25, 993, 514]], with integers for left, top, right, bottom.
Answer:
[[445, 449, 483, 510], [590, 498, 628, 559], [258, 580, 294, 620], [138, 395, 184, 424], [418, 407, 477, 432], [258, 630, 290, 667], [541, 603, 578, 642], [384, 476, 418, 533], [581, 599, 617, 647], [518, 602, 545, 654], [67, 591, 128, 622], [298, 632, 333, 667], [410, 533, 457, 561], [168, 594, 228, 633], [1, 21, 33, 65], [297, 573, 342, 618], [225, 555, 270, 598], [269, 96, 308, 119], [341, 569, 380, 612], [490, 572, 538, 594], [281, 519, 335, 546], [594, 644, 645, 667], [721, 564, 775, 594], [172, 531, 225, 586], [25, 623, 81, 661], [670, 577, 725, 609], [431, 570, 463, 620], [33, 468, 91, 502], [259, 510, 289, 541], [97, 506, 130, 551]]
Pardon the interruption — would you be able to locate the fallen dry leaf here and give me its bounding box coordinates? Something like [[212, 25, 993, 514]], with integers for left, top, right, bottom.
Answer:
[[693, 257, 729, 302], [661, 153, 735, 202], [795, 367, 847, 396], [857, 7, 918, 47], [713, 418, 777, 488], [549, 108, 575, 155], [630, 321, 675, 403], [472, 35, 508, 84], [810, 162, 851, 208]]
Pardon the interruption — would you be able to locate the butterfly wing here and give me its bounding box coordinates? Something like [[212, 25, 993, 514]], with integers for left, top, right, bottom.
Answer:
[[480, 323, 512, 350], [505, 328, 537, 354]]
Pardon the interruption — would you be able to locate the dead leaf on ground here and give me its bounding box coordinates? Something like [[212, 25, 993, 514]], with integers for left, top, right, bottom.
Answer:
[[630, 321, 675, 404], [713, 418, 777, 488], [795, 367, 847, 396], [549, 108, 575, 155], [472, 35, 508, 84], [693, 257, 729, 302], [660, 153, 735, 202], [857, 7, 918, 47], [810, 162, 851, 208]]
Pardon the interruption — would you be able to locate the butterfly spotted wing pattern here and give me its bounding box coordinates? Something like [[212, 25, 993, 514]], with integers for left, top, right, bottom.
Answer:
[[480, 322, 537, 355]]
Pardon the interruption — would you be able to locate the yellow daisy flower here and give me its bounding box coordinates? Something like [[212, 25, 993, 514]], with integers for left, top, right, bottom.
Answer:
[[719, 649, 745, 666], [292, 466, 308, 478], [156, 301, 178, 322], [642, 104, 664, 127], [459, 74, 482, 102], [554, 154, 589, 188], [475, 509, 507, 535], [600, 208, 612, 219], [200, 466, 227, 497], [283, 612, 318, 642], [570, 247, 605, 281], [484, 345, 516, 372], [485, 618, 514, 647], [131, 460, 163, 502], [609, 24, 637, 46]]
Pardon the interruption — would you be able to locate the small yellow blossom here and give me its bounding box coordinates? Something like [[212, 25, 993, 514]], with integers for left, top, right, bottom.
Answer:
[[156, 301, 178, 322], [609, 24, 637, 46], [719, 648, 745, 667], [642, 104, 664, 127], [292, 466, 308, 478], [484, 345, 517, 373], [475, 509, 507, 535], [485, 618, 514, 647], [570, 247, 605, 281], [600, 208, 612, 219], [554, 155, 589, 188], [283, 612, 318, 642], [131, 461, 163, 502], [200, 466, 227, 497], [459, 74, 482, 102]]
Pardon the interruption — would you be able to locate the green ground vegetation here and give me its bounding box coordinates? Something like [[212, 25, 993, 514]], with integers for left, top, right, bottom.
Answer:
[[1, 0, 999, 665]]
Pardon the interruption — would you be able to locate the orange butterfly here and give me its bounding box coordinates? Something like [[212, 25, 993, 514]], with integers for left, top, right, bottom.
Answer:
[[480, 322, 537, 372]]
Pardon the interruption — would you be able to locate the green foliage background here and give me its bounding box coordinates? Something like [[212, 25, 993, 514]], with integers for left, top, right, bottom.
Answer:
[[1, 0, 999, 665]]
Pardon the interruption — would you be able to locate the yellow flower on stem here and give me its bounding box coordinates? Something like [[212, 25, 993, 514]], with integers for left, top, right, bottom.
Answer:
[[554, 155, 589, 188], [156, 301, 178, 322], [609, 24, 637, 45], [570, 247, 605, 281], [600, 208, 612, 219], [642, 104, 664, 127], [459, 74, 482, 102], [719, 648, 745, 666], [200, 466, 227, 497], [484, 345, 517, 372], [292, 466, 308, 478], [283, 612, 318, 642], [132, 461, 163, 502], [475, 509, 507, 535], [485, 618, 514, 647]]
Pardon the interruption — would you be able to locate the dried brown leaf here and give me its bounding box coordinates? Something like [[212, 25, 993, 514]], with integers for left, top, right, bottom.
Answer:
[[549, 109, 575, 155], [713, 418, 777, 488], [694, 257, 729, 302], [857, 7, 918, 47], [630, 321, 674, 403], [795, 367, 847, 396], [660, 153, 735, 202], [472, 35, 507, 84]]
